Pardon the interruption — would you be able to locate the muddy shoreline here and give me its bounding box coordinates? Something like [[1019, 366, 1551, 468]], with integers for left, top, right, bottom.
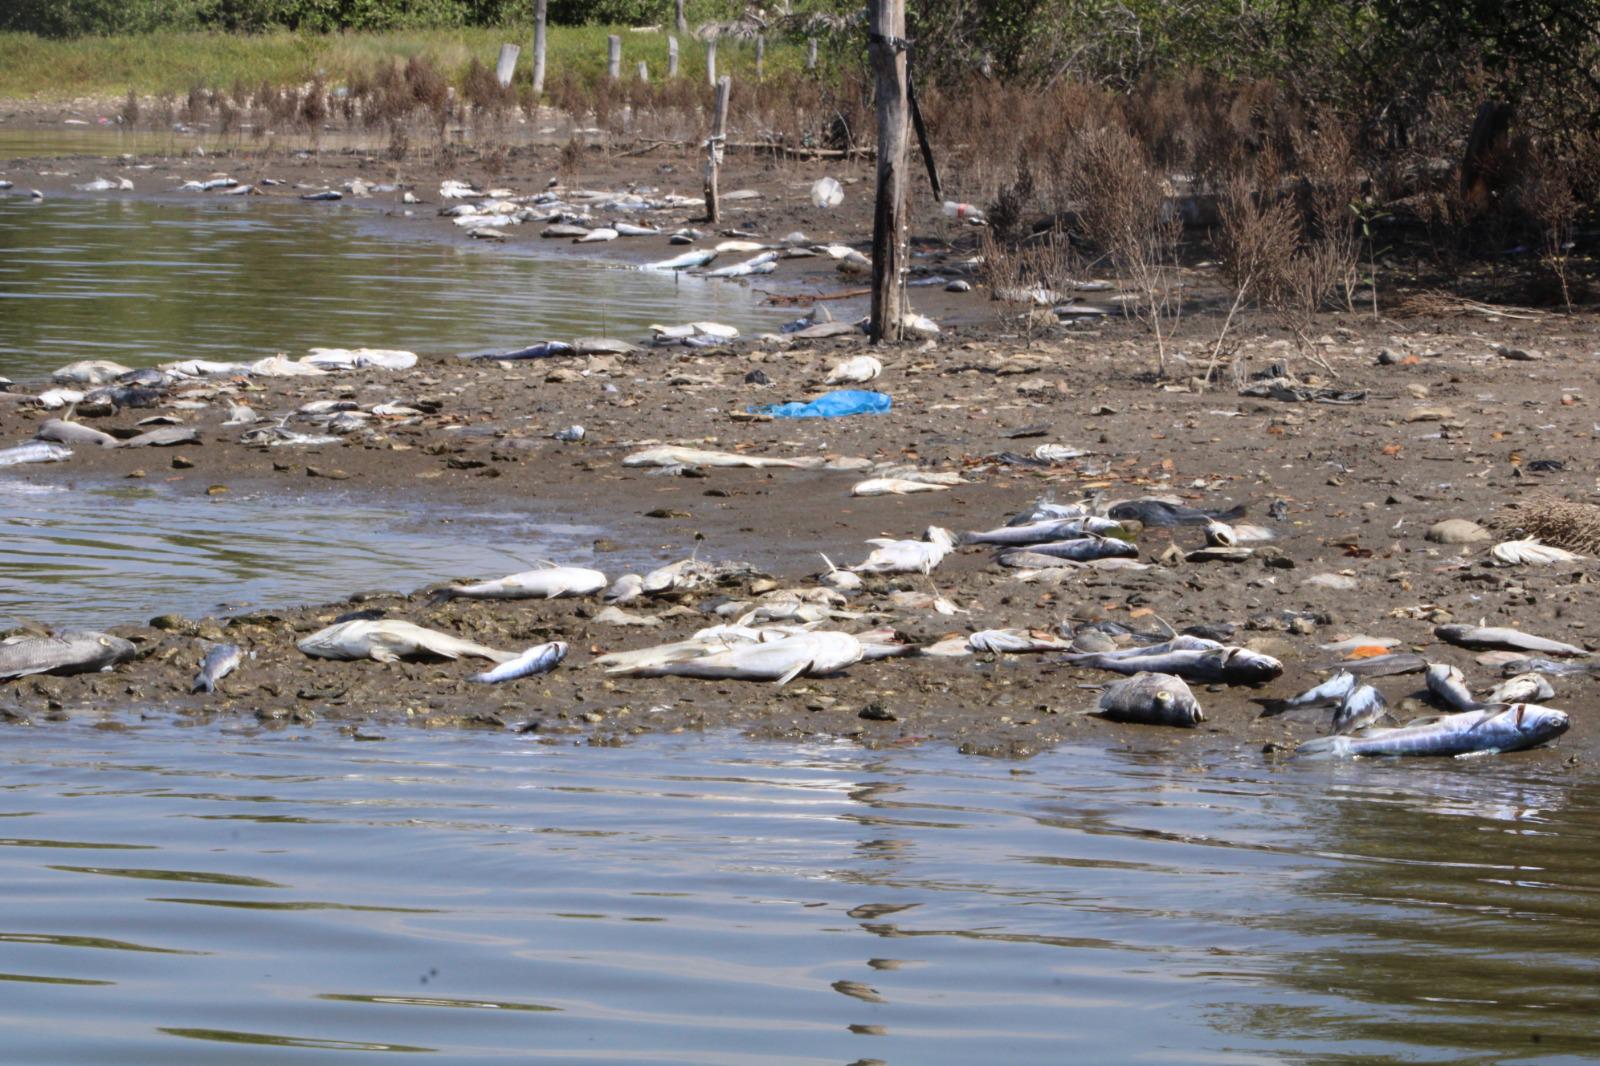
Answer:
[[2, 138, 1599, 762]]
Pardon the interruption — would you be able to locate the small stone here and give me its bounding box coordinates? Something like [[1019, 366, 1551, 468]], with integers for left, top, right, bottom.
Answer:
[[206, 484, 228, 495], [1426, 518, 1489, 544], [171, 455, 194, 469], [1377, 348, 1401, 365], [126, 469, 145, 479], [858, 702, 897, 722]]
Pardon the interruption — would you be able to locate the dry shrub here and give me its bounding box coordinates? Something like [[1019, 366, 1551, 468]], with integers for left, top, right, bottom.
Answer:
[[1521, 146, 1580, 311], [1061, 122, 1183, 372], [980, 225, 1081, 335], [119, 89, 139, 128], [1494, 496, 1600, 554], [559, 134, 583, 184], [301, 74, 328, 135], [181, 83, 207, 125]]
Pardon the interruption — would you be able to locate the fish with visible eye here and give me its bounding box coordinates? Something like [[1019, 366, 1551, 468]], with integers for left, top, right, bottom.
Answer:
[[1296, 703, 1570, 759], [1095, 672, 1205, 727], [0, 631, 136, 680]]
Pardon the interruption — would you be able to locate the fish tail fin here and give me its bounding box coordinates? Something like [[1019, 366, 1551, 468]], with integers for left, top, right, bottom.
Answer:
[[1293, 736, 1349, 760], [1215, 503, 1247, 521], [1254, 699, 1290, 717]]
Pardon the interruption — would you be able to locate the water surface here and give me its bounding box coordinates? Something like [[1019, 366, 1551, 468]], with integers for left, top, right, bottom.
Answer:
[[0, 479, 611, 629], [0, 193, 788, 380], [0, 723, 1594, 1064]]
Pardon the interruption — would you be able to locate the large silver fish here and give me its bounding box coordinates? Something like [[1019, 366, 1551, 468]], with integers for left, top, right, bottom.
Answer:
[[605, 631, 862, 687], [1434, 624, 1588, 657], [643, 249, 717, 271], [1064, 645, 1282, 684], [297, 620, 515, 664], [0, 440, 72, 466], [961, 517, 1126, 546], [0, 632, 136, 680], [437, 566, 607, 601], [192, 643, 243, 694], [1296, 703, 1570, 758], [1488, 673, 1555, 704], [1096, 672, 1204, 727], [999, 536, 1137, 563], [471, 642, 567, 684], [35, 419, 118, 448]]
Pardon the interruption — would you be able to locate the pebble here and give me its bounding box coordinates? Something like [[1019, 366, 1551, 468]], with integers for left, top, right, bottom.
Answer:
[[1426, 518, 1489, 544]]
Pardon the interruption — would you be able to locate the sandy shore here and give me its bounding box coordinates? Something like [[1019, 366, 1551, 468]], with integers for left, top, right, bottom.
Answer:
[[2, 137, 1598, 762]]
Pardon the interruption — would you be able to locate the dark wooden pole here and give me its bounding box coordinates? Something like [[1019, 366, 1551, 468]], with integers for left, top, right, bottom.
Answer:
[[704, 75, 731, 222], [869, 0, 909, 342]]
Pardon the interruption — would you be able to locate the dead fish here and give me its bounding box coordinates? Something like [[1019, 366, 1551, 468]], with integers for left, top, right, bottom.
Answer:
[[1000, 536, 1137, 563], [470, 641, 568, 684], [1064, 645, 1282, 685], [1499, 657, 1600, 678], [1333, 683, 1389, 734], [1489, 673, 1555, 704], [0, 632, 136, 679], [0, 440, 72, 466], [1314, 652, 1429, 678], [1107, 498, 1246, 528], [1296, 703, 1569, 759], [35, 419, 117, 448], [1096, 672, 1205, 727], [1434, 624, 1588, 658], [1255, 670, 1358, 716], [436, 565, 607, 601], [296, 620, 514, 664], [623, 446, 805, 469], [963, 517, 1125, 546], [117, 426, 200, 448], [1425, 663, 1482, 712], [192, 642, 242, 694]]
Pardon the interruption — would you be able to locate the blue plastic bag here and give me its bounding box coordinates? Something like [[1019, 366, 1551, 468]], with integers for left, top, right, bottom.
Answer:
[[751, 390, 892, 419]]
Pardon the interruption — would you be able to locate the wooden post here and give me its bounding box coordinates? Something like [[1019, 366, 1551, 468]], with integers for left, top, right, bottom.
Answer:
[[531, 0, 548, 95], [608, 35, 622, 81], [667, 36, 679, 77], [755, 35, 765, 80], [705, 38, 718, 88], [869, 0, 909, 342], [675, 0, 687, 35], [637, 60, 649, 82], [806, 38, 818, 71], [704, 75, 731, 223], [495, 43, 520, 88]]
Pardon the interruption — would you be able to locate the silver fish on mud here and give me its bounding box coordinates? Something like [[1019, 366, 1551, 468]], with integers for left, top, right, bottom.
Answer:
[[961, 517, 1126, 546], [1424, 663, 1481, 712], [1107, 498, 1246, 528], [1500, 657, 1600, 678], [999, 536, 1137, 563], [1296, 703, 1570, 759], [1313, 652, 1428, 678], [1064, 644, 1282, 684], [0, 632, 136, 680], [471, 641, 567, 684], [1256, 670, 1358, 716], [0, 440, 72, 466], [1489, 673, 1555, 704], [1333, 683, 1389, 734], [1096, 672, 1205, 727], [1434, 624, 1588, 658], [192, 643, 242, 693], [297, 620, 515, 664]]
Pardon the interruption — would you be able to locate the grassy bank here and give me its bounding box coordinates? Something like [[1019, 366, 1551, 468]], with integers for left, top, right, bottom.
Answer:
[[0, 26, 814, 100]]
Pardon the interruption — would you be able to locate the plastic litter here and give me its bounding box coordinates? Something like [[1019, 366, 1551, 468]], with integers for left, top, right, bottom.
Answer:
[[751, 390, 892, 419], [811, 177, 844, 209]]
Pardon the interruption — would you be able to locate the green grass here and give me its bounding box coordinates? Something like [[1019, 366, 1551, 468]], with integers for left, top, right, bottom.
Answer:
[[0, 26, 818, 100]]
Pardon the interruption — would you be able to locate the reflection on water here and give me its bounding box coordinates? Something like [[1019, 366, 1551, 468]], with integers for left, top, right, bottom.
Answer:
[[0, 480, 611, 628], [0, 194, 789, 380], [0, 724, 1594, 1064]]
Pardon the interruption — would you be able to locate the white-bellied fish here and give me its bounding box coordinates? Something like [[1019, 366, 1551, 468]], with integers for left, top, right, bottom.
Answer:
[[1425, 663, 1482, 712], [470, 641, 567, 683], [644, 249, 717, 271], [604, 631, 862, 687], [1064, 644, 1283, 684], [1333, 683, 1389, 734], [1489, 672, 1555, 704], [297, 620, 514, 664], [1255, 670, 1358, 716], [0, 440, 72, 466], [437, 565, 607, 601]]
